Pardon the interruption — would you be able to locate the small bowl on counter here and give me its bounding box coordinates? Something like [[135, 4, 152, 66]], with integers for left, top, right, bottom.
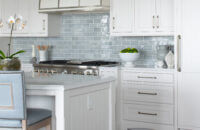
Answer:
[[119, 48, 140, 67]]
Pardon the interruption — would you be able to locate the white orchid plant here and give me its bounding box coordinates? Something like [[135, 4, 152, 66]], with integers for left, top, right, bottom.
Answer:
[[0, 15, 26, 59]]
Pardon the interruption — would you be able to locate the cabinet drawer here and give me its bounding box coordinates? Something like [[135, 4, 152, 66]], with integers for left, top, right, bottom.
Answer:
[[123, 103, 173, 125], [122, 121, 174, 130], [122, 72, 174, 83], [123, 83, 173, 104]]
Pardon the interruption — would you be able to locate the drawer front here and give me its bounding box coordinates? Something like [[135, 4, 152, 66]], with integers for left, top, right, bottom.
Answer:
[[123, 121, 174, 130], [122, 72, 174, 83], [123, 103, 174, 125], [123, 83, 173, 104]]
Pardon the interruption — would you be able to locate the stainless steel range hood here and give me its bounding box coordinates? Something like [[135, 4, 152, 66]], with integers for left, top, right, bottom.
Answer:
[[39, 0, 110, 13]]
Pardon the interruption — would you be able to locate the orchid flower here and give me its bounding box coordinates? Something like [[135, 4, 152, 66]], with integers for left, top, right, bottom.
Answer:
[[8, 16, 16, 24]]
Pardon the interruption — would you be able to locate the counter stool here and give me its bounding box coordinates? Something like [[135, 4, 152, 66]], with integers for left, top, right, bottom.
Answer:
[[0, 71, 52, 130]]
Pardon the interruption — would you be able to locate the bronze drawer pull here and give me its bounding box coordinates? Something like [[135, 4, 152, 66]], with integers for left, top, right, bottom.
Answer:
[[137, 92, 158, 95], [137, 76, 157, 79], [138, 112, 158, 116]]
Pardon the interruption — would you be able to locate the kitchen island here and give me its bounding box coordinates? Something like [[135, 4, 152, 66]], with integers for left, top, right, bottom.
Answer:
[[25, 73, 116, 130]]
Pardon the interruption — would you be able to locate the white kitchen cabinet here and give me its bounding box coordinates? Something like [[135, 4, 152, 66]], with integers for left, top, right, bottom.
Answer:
[[0, 0, 3, 33], [110, 0, 174, 36], [111, 0, 133, 33], [39, 0, 58, 9], [135, 0, 156, 33], [29, 0, 60, 37], [0, 0, 60, 37], [80, 0, 101, 6], [68, 84, 115, 130], [41, 0, 109, 12], [176, 0, 200, 129], [156, 0, 174, 33], [120, 68, 175, 130], [59, 0, 79, 7], [1, 0, 29, 34]]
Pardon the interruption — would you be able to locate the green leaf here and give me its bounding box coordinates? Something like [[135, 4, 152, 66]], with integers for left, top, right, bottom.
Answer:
[[0, 56, 3, 59], [8, 50, 26, 58], [0, 50, 6, 59]]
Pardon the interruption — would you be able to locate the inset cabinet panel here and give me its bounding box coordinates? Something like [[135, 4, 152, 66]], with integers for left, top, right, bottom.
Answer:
[[80, 0, 101, 6], [135, 0, 156, 32], [111, 0, 133, 33], [156, 0, 174, 32], [59, 0, 79, 7], [40, 0, 58, 9]]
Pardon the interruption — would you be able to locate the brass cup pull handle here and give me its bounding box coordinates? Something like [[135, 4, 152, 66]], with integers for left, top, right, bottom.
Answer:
[[138, 112, 158, 116], [138, 92, 158, 95], [137, 76, 157, 79]]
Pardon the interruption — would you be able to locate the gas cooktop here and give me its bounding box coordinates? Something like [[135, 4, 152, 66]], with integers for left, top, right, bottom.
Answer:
[[39, 60, 119, 66], [33, 60, 119, 76]]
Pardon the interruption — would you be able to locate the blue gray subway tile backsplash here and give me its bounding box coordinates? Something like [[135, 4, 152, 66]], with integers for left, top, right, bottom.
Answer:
[[13, 13, 174, 66]]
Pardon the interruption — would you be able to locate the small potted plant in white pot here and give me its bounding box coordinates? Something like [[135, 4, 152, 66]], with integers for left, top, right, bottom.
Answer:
[[119, 48, 139, 67]]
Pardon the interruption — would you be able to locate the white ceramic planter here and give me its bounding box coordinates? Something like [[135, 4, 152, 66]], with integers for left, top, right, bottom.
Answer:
[[119, 53, 140, 67]]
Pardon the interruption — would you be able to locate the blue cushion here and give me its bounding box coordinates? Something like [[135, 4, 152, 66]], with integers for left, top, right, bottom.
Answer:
[[0, 119, 21, 128], [27, 108, 52, 126]]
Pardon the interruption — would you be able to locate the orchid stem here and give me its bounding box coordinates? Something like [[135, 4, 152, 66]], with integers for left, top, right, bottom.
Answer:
[[8, 23, 14, 57]]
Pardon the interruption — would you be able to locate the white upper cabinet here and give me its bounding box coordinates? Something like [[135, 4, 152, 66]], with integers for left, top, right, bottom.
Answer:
[[135, 0, 156, 33], [40, 0, 109, 12], [0, 0, 60, 37], [0, 1, 3, 33], [59, 0, 79, 7], [80, 0, 100, 6], [110, 0, 174, 36], [156, 0, 174, 33], [39, 0, 58, 9], [111, 0, 133, 33]]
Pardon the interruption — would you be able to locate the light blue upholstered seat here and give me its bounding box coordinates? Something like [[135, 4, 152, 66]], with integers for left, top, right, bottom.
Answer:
[[0, 71, 52, 129], [27, 109, 52, 126]]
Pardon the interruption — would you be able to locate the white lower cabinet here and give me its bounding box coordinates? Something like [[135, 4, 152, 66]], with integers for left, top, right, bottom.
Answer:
[[124, 103, 174, 125], [123, 83, 173, 104], [67, 83, 115, 130], [123, 121, 174, 130], [119, 68, 175, 130]]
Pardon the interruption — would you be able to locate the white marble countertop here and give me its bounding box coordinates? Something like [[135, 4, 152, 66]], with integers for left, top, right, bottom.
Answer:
[[25, 72, 115, 91]]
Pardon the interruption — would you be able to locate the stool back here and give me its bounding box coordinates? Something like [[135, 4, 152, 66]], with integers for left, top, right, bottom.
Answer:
[[0, 71, 26, 120]]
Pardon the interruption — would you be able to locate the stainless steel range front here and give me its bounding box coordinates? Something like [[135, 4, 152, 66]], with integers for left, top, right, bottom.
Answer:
[[33, 60, 119, 76]]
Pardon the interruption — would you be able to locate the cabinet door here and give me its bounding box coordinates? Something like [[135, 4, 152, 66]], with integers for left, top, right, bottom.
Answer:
[[40, 0, 58, 9], [70, 89, 110, 130], [0, 0, 3, 33], [177, 0, 200, 129], [59, 0, 79, 7], [29, 0, 48, 35], [111, 0, 133, 33], [178, 0, 200, 73], [178, 73, 200, 128], [156, 0, 174, 33], [1, 0, 19, 34], [1, 0, 29, 34], [80, 0, 101, 6], [135, 0, 156, 32]]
